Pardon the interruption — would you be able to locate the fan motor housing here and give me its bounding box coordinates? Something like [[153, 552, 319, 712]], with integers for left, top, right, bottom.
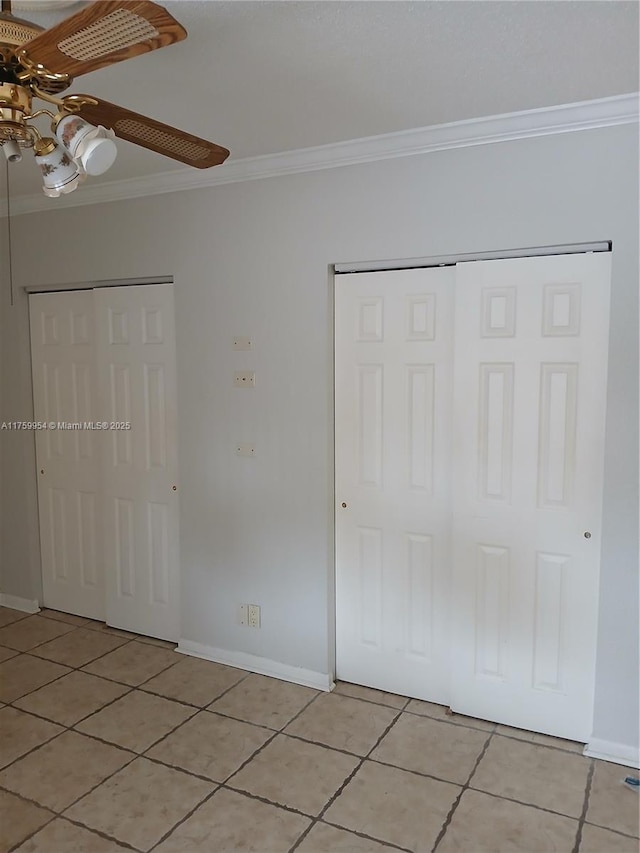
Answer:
[[0, 79, 32, 144]]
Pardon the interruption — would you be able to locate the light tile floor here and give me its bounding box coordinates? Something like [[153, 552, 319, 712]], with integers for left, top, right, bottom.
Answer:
[[0, 606, 638, 853]]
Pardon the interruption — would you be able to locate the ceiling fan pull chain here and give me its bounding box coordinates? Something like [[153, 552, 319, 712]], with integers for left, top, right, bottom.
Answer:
[[4, 157, 14, 306]]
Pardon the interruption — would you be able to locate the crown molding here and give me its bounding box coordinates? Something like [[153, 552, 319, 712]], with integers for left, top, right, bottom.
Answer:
[[5, 93, 638, 217]]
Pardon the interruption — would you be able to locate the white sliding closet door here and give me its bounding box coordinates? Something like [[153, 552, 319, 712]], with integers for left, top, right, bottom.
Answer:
[[450, 253, 611, 740], [335, 251, 611, 740], [95, 284, 180, 641], [335, 267, 454, 702], [30, 290, 105, 620]]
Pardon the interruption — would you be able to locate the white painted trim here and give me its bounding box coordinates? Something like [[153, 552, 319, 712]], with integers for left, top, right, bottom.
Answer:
[[5, 93, 638, 217], [177, 639, 334, 692], [584, 738, 640, 769], [0, 593, 40, 614]]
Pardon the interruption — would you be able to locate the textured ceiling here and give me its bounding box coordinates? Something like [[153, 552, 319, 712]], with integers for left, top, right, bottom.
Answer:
[[4, 0, 639, 197]]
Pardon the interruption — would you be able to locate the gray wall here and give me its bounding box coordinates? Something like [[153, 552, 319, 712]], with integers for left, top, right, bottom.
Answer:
[[1, 124, 638, 749]]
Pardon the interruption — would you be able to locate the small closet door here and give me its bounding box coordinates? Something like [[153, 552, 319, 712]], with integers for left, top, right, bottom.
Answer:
[[335, 267, 455, 702], [451, 253, 611, 740], [95, 284, 180, 641], [30, 290, 104, 620]]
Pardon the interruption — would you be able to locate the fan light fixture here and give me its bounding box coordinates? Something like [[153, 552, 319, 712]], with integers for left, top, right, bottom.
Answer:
[[0, 0, 230, 200], [0, 85, 117, 195], [54, 113, 117, 175], [2, 137, 21, 161], [34, 134, 82, 195]]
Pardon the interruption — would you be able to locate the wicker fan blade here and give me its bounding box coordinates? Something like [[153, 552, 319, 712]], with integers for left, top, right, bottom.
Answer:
[[19, 1, 186, 78], [73, 97, 230, 168]]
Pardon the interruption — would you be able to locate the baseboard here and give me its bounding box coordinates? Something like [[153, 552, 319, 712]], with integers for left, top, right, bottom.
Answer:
[[177, 639, 334, 692], [0, 593, 40, 614], [584, 738, 640, 769]]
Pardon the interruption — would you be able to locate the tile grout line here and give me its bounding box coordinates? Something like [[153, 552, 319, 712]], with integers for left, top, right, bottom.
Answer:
[[2, 789, 59, 853], [2, 613, 630, 850], [0, 720, 67, 779], [26, 632, 133, 664], [2, 643, 141, 728], [333, 689, 509, 740], [3, 652, 283, 780], [333, 687, 411, 712], [288, 703, 408, 853], [39, 611, 94, 627], [0, 614, 90, 651], [4, 718, 635, 851], [486, 731, 586, 758], [0, 638, 223, 780], [571, 758, 595, 853], [1, 609, 175, 657], [146, 686, 325, 851], [281, 728, 389, 761], [8, 809, 143, 853], [2, 738, 139, 851], [1, 658, 256, 782], [581, 822, 640, 841], [222, 685, 324, 781], [200, 706, 283, 732], [1, 745, 145, 853], [214, 691, 327, 827], [122, 692, 260, 760], [317, 820, 412, 853], [0, 612, 33, 627], [145, 785, 222, 853], [219, 784, 316, 823], [463, 782, 592, 822], [5, 632, 188, 711], [1, 630, 588, 758], [145, 709, 600, 836], [48, 815, 143, 852], [4, 665, 607, 850], [1, 631, 141, 706], [430, 727, 495, 852]]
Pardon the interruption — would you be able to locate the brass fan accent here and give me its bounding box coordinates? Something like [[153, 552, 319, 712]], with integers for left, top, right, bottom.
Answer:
[[17, 0, 187, 78], [74, 96, 230, 169]]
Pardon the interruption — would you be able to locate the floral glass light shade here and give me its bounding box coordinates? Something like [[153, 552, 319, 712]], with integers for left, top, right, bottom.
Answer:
[[34, 137, 84, 197], [55, 114, 117, 177]]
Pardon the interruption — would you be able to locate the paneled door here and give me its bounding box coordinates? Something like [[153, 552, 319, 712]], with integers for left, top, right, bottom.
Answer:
[[335, 252, 611, 740], [30, 290, 105, 620], [450, 253, 611, 740], [335, 267, 455, 702], [94, 284, 180, 641]]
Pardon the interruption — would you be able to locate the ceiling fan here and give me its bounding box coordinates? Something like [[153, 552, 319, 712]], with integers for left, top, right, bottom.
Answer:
[[0, 0, 230, 198]]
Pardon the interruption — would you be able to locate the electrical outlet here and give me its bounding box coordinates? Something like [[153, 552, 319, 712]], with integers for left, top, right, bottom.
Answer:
[[237, 604, 248, 626], [248, 604, 261, 628], [233, 371, 255, 387]]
